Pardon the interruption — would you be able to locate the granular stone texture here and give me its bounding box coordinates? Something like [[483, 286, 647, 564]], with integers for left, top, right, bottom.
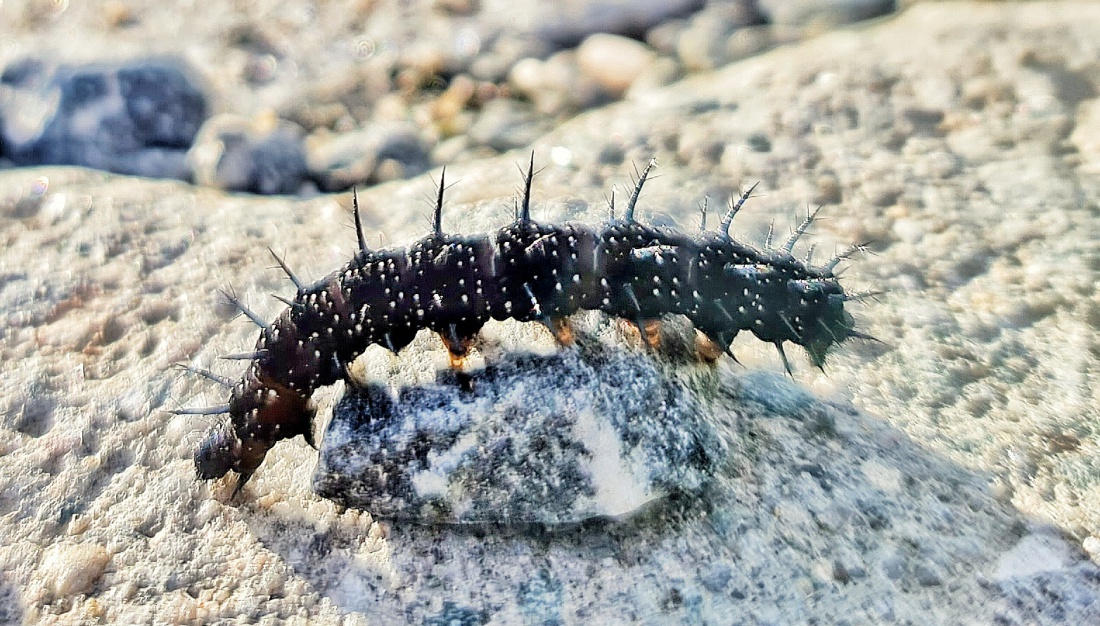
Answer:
[[314, 343, 724, 524]]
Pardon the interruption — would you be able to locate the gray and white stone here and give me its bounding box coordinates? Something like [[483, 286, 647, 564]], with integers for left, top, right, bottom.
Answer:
[[305, 121, 431, 192], [313, 344, 724, 525], [187, 113, 308, 195], [0, 57, 207, 180]]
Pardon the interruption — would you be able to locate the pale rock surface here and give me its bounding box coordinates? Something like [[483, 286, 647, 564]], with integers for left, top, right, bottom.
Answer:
[[38, 543, 110, 601], [576, 33, 658, 96]]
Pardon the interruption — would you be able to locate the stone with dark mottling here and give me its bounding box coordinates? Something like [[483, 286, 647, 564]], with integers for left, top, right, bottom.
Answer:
[[0, 58, 207, 179], [187, 114, 308, 195], [313, 344, 723, 525]]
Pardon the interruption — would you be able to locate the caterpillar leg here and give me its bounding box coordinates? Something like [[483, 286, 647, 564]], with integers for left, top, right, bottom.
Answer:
[[439, 323, 478, 369], [302, 422, 318, 450], [641, 319, 661, 350], [694, 331, 723, 363], [622, 318, 662, 350], [694, 329, 740, 364], [232, 473, 252, 499], [446, 351, 468, 370], [538, 316, 575, 346]]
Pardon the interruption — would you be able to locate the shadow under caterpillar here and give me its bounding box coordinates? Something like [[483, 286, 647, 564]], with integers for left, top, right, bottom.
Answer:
[[175, 156, 874, 495]]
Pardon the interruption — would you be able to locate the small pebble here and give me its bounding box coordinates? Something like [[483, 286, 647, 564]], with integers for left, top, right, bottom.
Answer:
[[913, 563, 943, 587], [306, 121, 429, 191], [576, 34, 657, 97], [676, 3, 761, 71], [40, 542, 110, 599], [892, 217, 925, 245], [699, 564, 733, 592], [880, 552, 906, 580], [1082, 537, 1100, 559], [188, 113, 308, 195], [861, 459, 904, 493], [757, 0, 896, 29], [1069, 99, 1100, 174], [467, 99, 546, 152], [994, 531, 1079, 581], [625, 57, 683, 96]]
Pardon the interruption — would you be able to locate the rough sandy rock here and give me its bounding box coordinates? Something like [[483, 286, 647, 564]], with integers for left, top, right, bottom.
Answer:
[[3, 3, 1100, 624]]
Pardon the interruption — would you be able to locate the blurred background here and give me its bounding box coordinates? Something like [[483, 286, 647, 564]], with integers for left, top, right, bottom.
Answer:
[[0, 0, 899, 195]]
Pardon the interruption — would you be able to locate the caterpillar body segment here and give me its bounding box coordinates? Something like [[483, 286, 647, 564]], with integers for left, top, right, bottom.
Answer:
[[186, 160, 864, 493]]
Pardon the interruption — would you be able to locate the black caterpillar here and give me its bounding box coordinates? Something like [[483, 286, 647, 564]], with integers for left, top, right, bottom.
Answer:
[[177, 157, 871, 494]]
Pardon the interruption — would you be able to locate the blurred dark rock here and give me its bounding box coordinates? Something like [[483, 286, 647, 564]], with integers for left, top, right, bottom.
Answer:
[[306, 121, 431, 192], [676, 2, 767, 71], [467, 99, 549, 152], [757, 0, 897, 29], [313, 345, 725, 525], [188, 114, 308, 195], [0, 57, 207, 180], [528, 0, 705, 47]]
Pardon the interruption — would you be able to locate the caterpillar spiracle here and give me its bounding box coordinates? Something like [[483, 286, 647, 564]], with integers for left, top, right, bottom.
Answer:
[[176, 156, 872, 495]]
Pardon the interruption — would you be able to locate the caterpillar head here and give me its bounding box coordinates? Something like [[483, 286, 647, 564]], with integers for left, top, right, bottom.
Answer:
[[194, 421, 238, 480], [193, 380, 315, 491]]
